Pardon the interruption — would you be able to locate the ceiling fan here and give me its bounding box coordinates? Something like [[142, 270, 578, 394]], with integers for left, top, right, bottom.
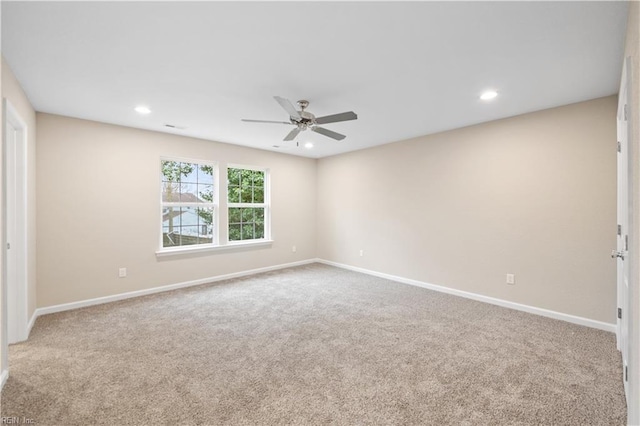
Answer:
[[242, 96, 357, 142]]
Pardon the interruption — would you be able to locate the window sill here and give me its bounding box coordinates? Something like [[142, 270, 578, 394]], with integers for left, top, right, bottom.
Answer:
[[155, 239, 273, 258]]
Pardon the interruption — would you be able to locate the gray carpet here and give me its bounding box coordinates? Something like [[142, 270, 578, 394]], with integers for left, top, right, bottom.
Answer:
[[1, 264, 627, 425]]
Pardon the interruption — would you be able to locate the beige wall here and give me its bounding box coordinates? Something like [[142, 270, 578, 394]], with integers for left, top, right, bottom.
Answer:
[[2, 59, 37, 323], [624, 1, 640, 423], [36, 114, 317, 307], [318, 96, 617, 324]]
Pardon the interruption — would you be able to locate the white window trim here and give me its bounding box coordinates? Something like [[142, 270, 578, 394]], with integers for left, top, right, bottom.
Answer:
[[158, 157, 219, 252], [227, 164, 271, 243], [155, 239, 273, 257]]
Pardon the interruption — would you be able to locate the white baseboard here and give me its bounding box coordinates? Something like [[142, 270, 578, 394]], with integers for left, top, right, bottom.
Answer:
[[30, 258, 615, 334], [35, 259, 317, 318], [317, 259, 616, 333], [27, 311, 37, 337], [0, 369, 8, 392]]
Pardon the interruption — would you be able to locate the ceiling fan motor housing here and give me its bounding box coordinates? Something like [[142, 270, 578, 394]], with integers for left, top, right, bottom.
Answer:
[[292, 100, 316, 128]]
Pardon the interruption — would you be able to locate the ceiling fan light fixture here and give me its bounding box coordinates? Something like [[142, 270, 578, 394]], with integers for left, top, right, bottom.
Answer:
[[242, 96, 357, 142], [480, 90, 498, 101]]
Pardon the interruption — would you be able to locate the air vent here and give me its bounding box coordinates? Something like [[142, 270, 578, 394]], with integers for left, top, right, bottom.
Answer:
[[164, 124, 186, 130]]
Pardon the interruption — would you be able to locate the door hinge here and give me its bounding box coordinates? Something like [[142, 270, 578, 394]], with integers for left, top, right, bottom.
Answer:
[[618, 141, 622, 152], [618, 224, 622, 236], [618, 308, 622, 319], [6, 243, 10, 250], [624, 104, 628, 121], [625, 235, 629, 251], [625, 365, 628, 382]]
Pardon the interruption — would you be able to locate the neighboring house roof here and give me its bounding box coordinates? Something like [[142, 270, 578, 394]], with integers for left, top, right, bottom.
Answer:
[[162, 191, 203, 203], [162, 204, 209, 228], [162, 190, 200, 223]]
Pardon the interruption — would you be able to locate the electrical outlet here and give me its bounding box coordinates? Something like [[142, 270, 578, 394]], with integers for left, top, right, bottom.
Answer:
[[292, 245, 297, 253], [119, 268, 127, 278], [359, 249, 364, 257], [506, 273, 515, 285]]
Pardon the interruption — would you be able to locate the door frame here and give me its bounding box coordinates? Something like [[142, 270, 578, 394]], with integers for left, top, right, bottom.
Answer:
[[2, 98, 28, 345]]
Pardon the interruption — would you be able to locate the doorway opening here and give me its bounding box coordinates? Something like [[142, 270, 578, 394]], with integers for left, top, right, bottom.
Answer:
[[3, 99, 28, 347]]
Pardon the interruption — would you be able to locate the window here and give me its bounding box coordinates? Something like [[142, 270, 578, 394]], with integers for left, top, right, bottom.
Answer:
[[227, 167, 269, 242], [161, 159, 217, 248], [157, 160, 270, 255]]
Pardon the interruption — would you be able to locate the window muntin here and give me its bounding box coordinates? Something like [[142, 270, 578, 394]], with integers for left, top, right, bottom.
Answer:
[[227, 167, 268, 242], [161, 160, 217, 248]]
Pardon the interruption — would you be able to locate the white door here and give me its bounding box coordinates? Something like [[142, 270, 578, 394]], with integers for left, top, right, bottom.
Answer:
[[615, 58, 630, 401], [3, 100, 27, 344]]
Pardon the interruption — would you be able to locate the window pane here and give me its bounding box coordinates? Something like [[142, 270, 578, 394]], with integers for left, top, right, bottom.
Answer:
[[253, 187, 264, 203], [196, 207, 214, 228], [253, 171, 264, 187], [180, 226, 200, 245], [162, 182, 180, 202], [228, 185, 240, 203], [163, 222, 178, 247], [228, 168, 240, 186], [161, 160, 182, 183], [198, 165, 214, 184], [255, 208, 265, 239], [229, 208, 241, 223], [180, 183, 198, 202], [163, 233, 179, 247], [187, 224, 202, 237], [163, 206, 182, 229], [178, 207, 198, 227], [240, 170, 252, 187], [241, 208, 254, 223], [241, 224, 255, 240], [241, 187, 252, 203], [201, 222, 214, 237], [229, 224, 241, 241], [182, 163, 198, 184], [198, 184, 213, 203]]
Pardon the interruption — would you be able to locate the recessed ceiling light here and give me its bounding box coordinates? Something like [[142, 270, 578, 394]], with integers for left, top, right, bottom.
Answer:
[[480, 90, 498, 101], [304, 142, 314, 149], [134, 105, 151, 114]]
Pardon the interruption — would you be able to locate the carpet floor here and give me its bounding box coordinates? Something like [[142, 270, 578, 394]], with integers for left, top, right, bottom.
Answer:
[[1, 264, 627, 425]]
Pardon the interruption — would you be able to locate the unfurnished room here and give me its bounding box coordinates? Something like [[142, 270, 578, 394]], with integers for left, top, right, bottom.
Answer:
[[0, 1, 639, 425]]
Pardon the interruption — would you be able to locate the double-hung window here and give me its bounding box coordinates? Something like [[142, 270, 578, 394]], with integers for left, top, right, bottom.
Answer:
[[161, 159, 217, 248], [227, 166, 269, 242]]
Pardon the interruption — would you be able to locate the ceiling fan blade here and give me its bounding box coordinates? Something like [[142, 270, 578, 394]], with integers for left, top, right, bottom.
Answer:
[[312, 126, 346, 141], [314, 111, 357, 125], [241, 119, 293, 125], [274, 96, 302, 120], [283, 127, 301, 141]]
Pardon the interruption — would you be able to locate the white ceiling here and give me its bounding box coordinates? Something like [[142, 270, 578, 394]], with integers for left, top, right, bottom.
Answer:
[[2, 1, 629, 159]]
